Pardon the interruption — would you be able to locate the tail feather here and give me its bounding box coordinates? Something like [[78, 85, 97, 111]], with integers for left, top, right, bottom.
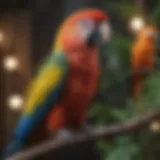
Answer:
[[132, 74, 143, 99], [2, 140, 23, 159]]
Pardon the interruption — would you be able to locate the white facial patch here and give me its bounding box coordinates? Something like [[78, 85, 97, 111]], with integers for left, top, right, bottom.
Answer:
[[78, 20, 95, 40], [99, 21, 111, 43]]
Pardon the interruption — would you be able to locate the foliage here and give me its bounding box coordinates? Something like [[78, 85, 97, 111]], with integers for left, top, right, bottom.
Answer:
[[88, 1, 160, 160]]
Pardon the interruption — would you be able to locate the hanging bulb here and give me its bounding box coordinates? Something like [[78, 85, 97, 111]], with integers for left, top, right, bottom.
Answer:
[[3, 55, 19, 72], [129, 16, 145, 33], [7, 94, 23, 110], [0, 31, 4, 43], [150, 121, 160, 132]]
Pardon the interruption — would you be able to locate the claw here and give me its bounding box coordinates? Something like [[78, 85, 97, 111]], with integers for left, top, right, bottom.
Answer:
[[82, 124, 94, 134], [54, 129, 74, 139]]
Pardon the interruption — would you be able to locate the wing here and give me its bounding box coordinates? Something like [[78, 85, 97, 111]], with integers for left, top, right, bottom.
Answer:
[[13, 52, 68, 141]]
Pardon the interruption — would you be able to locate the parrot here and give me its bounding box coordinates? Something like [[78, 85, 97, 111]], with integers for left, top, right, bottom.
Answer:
[[3, 8, 111, 158], [131, 25, 158, 99]]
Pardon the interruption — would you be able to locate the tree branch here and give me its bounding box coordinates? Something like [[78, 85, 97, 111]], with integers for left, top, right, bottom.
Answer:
[[6, 110, 160, 160]]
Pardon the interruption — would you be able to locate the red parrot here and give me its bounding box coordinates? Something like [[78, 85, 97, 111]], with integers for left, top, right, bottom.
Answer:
[[47, 9, 111, 134], [131, 25, 158, 99], [3, 9, 111, 158]]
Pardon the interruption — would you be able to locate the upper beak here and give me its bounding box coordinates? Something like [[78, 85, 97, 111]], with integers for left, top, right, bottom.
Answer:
[[99, 21, 111, 43], [86, 28, 101, 47]]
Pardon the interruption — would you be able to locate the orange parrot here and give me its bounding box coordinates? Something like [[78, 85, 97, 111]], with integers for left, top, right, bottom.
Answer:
[[131, 25, 158, 99]]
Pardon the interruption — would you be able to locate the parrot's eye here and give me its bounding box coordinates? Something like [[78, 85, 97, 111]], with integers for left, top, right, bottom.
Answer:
[[99, 21, 111, 43]]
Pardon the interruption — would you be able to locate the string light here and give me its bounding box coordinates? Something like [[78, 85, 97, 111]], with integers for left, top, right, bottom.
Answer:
[[150, 121, 160, 132], [0, 31, 4, 43], [129, 16, 145, 33], [7, 94, 23, 110], [3, 55, 19, 72]]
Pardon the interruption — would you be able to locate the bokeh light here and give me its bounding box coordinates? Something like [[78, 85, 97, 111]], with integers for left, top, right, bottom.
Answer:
[[129, 16, 145, 33], [0, 31, 4, 42], [3, 56, 19, 72], [7, 94, 23, 110], [150, 121, 160, 132]]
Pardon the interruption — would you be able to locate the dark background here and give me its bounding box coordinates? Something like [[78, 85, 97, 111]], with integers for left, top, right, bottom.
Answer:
[[0, 0, 158, 159]]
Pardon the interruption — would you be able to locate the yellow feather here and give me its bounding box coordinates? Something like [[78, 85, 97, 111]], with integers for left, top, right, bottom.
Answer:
[[53, 41, 63, 53], [24, 66, 62, 115]]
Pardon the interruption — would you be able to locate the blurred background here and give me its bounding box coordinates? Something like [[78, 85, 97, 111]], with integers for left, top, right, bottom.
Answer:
[[1, 0, 160, 160]]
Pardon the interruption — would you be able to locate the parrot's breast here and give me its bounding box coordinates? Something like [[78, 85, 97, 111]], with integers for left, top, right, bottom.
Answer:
[[66, 49, 99, 103], [63, 49, 100, 126], [47, 48, 100, 132], [67, 67, 97, 101]]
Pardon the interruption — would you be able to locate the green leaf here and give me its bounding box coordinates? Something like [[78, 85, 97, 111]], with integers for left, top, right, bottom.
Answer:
[[110, 108, 134, 122], [106, 136, 140, 160], [88, 103, 105, 117], [150, 7, 160, 27], [106, 2, 137, 19]]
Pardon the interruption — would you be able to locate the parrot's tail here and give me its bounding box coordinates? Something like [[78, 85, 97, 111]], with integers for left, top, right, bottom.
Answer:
[[1, 139, 23, 159], [132, 74, 143, 99]]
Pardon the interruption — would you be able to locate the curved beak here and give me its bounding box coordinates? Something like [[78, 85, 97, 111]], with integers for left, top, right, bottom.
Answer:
[[99, 21, 111, 43], [86, 28, 100, 46]]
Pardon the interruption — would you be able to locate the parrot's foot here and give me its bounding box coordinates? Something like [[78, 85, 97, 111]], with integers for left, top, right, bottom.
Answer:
[[54, 129, 74, 140], [81, 124, 94, 134]]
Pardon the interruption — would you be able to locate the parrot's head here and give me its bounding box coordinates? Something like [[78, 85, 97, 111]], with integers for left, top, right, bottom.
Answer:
[[54, 9, 111, 53], [136, 26, 158, 45]]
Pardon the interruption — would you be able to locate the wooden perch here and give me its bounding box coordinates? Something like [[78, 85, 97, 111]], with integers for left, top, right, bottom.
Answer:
[[6, 110, 160, 160]]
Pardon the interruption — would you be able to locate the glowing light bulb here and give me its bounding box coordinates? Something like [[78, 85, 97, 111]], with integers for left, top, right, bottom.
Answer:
[[0, 32, 4, 42], [7, 94, 23, 110], [129, 16, 145, 32], [150, 121, 160, 132], [3, 56, 19, 71]]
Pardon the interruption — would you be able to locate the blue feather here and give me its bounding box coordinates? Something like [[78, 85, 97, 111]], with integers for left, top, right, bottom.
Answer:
[[3, 79, 66, 158], [2, 139, 22, 159], [14, 82, 64, 140], [3, 52, 68, 158]]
